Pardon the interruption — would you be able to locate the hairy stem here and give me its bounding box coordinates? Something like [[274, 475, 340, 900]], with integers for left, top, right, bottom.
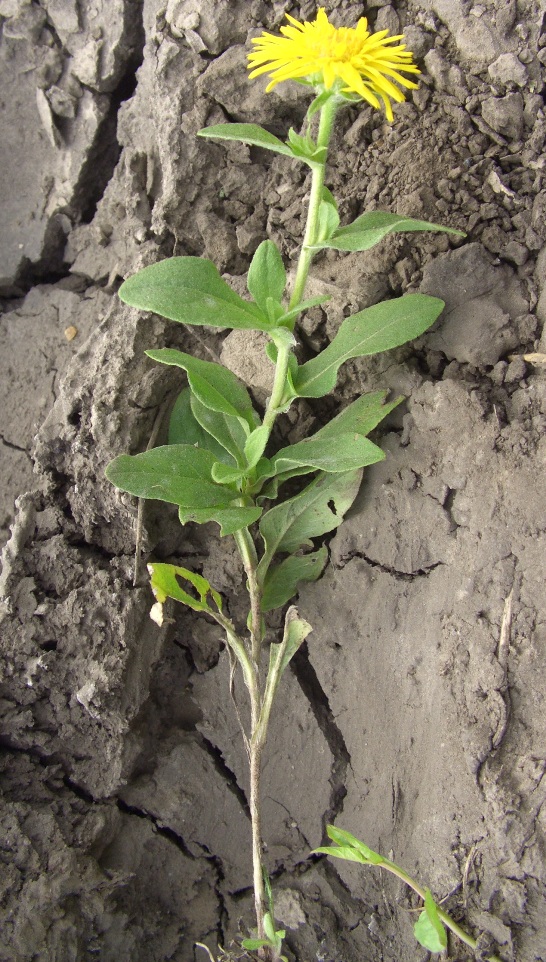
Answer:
[[249, 739, 267, 950], [289, 96, 338, 310], [233, 100, 339, 952], [233, 527, 263, 665]]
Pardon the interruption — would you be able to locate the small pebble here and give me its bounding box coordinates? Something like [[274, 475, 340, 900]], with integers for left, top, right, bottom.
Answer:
[[64, 326, 78, 341]]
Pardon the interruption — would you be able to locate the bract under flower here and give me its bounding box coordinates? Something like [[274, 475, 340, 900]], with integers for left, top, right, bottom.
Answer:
[[248, 7, 420, 122]]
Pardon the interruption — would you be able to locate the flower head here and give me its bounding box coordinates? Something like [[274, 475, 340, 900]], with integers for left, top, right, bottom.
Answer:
[[248, 8, 420, 122]]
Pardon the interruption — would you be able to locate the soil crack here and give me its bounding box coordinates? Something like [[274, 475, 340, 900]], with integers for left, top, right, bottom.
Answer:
[[290, 642, 351, 836], [197, 733, 251, 818], [116, 796, 196, 859], [334, 551, 445, 581]]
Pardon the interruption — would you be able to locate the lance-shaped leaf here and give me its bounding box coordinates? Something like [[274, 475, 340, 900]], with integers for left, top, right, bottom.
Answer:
[[262, 547, 328, 612], [275, 293, 330, 328], [190, 393, 248, 467], [292, 294, 445, 398], [147, 348, 259, 432], [119, 256, 270, 331], [198, 123, 294, 157], [149, 562, 222, 613], [318, 826, 385, 865], [313, 210, 465, 252], [269, 433, 385, 475], [414, 891, 447, 954], [168, 388, 234, 466], [255, 392, 399, 493], [105, 445, 237, 509], [247, 240, 286, 316], [316, 186, 340, 243], [257, 470, 362, 584], [317, 390, 403, 439], [178, 504, 262, 536]]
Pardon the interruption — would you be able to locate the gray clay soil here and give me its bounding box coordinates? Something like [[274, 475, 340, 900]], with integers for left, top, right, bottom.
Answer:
[[1, 1, 546, 960]]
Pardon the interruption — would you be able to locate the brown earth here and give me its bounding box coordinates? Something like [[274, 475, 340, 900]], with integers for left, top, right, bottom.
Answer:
[[1, 1, 546, 960]]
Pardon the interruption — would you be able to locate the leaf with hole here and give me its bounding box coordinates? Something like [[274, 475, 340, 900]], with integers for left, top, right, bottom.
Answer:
[[257, 470, 362, 584], [313, 210, 465, 252], [148, 562, 222, 614], [119, 256, 270, 331], [291, 294, 445, 398]]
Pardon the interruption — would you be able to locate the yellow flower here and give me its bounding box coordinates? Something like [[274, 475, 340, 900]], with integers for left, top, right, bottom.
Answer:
[[248, 8, 420, 122]]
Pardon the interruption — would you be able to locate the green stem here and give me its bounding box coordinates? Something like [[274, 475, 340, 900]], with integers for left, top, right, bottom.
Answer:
[[289, 96, 338, 311], [261, 96, 339, 439], [233, 527, 263, 665], [378, 862, 503, 962], [231, 98, 340, 956]]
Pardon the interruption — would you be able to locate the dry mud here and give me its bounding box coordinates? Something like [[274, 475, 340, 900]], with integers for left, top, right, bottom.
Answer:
[[1, 1, 546, 960]]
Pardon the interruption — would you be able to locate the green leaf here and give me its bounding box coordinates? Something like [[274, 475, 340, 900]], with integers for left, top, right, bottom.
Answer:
[[414, 891, 447, 953], [276, 294, 330, 327], [147, 348, 259, 432], [241, 938, 271, 951], [286, 127, 327, 164], [244, 425, 270, 470], [317, 391, 403, 440], [198, 122, 295, 157], [178, 504, 262, 536], [247, 240, 286, 315], [119, 256, 269, 331], [313, 844, 368, 864], [148, 562, 222, 613], [210, 461, 245, 485], [324, 826, 385, 865], [168, 388, 234, 466], [314, 210, 465, 252], [317, 187, 340, 243], [257, 470, 362, 583], [255, 392, 397, 489], [292, 294, 445, 398], [263, 913, 276, 943], [307, 89, 335, 119], [105, 445, 237, 509], [190, 394, 247, 468], [262, 548, 328, 612], [269, 433, 385, 476]]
